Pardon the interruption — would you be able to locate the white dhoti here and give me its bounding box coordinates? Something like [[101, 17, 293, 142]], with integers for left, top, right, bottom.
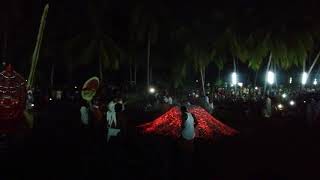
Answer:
[[107, 128, 120, 142], [106, 111, 119, 142]]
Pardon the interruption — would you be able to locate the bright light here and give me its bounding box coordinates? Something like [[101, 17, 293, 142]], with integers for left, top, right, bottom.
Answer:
[[31, 104, 35, 107], [277, 104, 283, 109], [289, 77, 292, 84], [237, 82, 243, 87], [302, 72, 308, 85], [196, 80, 199, 83], [149, 87, 156, 94], [49, 98, 53, 101], [267, 71, 275, 85], [282, 93, 287, 98], [289, 100, 295, 106], [74, 86, 77, 89], [255, 86, 258, 90], [195, 94, 199, 98], [313, 79, 318, 85], [231, 72, 237, 85]]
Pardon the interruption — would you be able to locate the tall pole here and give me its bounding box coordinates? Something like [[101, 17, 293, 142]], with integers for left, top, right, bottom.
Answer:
[[147, 31, 151, 88], [27, 4, 49, 88]]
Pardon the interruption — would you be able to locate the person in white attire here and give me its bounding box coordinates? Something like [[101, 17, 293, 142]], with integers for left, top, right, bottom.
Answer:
[[264, 96, 272, 118], [106, 97, 119, 142], [168, 96, 173, 105], [179, 105, 198, 174], [180, 106, 198, 151]]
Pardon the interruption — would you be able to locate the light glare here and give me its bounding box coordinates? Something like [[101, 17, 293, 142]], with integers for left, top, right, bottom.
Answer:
[[149, 87, 156, 94], [289, 100, 295, 106], [231, 72, 237, 85], [267, 71, 275, 85], [313, 79, 317, 85], [302, 72, 308, 85]]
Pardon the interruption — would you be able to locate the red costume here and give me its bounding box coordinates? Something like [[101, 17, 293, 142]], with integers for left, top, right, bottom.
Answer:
[[0, 65, 26, 133]]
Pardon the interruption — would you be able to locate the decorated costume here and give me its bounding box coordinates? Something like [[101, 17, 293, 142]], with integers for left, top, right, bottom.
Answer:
[[0, 65, 26, 133]]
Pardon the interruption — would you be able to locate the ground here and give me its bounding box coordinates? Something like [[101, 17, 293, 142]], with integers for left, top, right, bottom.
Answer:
[[0, 101, 319, 180]]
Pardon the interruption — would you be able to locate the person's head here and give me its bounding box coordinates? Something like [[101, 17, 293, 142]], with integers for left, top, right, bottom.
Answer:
[[180, 106, 188, 113]]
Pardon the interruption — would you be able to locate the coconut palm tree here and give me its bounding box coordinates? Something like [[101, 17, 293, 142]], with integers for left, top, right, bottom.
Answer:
[[65, 1, 121, 81]]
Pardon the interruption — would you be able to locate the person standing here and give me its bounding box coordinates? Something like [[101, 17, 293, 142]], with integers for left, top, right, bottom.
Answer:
[[180, 106, 198, 144], [264, 96, 272, 118], [179, 106, 198, 177]]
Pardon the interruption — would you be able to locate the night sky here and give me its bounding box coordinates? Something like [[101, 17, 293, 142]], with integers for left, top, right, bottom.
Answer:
[[1, 0, 320, 87]]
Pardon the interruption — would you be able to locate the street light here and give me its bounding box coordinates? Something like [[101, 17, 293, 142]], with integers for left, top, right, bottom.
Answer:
[[231, 72, 237, 85], [302, 72, 308, 85], [149, 87, 156, 94], [282, 93, 287, 98], [313, 79, 317, 85], [289, 100, 295, 106], [267, 71, 275, 85]]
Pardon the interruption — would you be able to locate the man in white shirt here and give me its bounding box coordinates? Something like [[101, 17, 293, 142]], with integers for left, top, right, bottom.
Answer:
[[168, 96, 173, 105], [80, 105, 89, 126]]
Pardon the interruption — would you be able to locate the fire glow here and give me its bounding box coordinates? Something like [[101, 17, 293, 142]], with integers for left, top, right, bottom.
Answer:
[[139, 106, 238, 141]]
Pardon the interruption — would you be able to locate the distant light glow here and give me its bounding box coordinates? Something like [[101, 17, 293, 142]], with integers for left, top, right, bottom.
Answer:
[[282, 93, 287, 98], [231, 72, 237, 85], [254, 86, 258, 90], [302, 72, 308, 85], [237, 82, 243, 87], [74, 86, 77, 89], [289, 100, 295, 106], [196, 80, 199, 83], [277, 104, 283, 110], [149, 87, 156, 94], [289, 77, 292, 84], [31, 104, 35, 107], [195, 94, 199, 98], [49, 98, 52, 101], [313, 79, 318, 85], [267, 71, 275, 85]]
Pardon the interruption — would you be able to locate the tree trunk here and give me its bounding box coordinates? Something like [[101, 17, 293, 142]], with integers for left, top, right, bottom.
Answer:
[[264, 52, 272, 95], [307, 50, 320, 76], [134, 63, 137, 85], [150, 66, 153, 84], [200, 66, 206, 96], [218, 69, 221, 84], [129, 63, 133, 84], [50, 64, 55, 88], [147, 31, 151, 87], [233, 58, 236, 73], [254, 70, 258, 87], [99, 55, 103, 81]]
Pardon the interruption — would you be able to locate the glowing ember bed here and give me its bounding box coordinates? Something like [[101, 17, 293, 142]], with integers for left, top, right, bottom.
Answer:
[[138, 106, 238, 141]]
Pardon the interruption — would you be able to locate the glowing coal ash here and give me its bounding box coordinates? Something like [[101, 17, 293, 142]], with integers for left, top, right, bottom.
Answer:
[[138, 106, 238, 141]]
